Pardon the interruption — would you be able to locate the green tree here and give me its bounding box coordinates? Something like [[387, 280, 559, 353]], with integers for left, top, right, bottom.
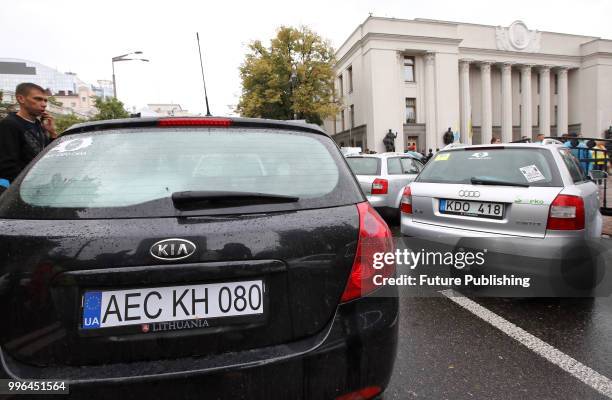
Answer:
[[55, 113, 87, 135], [237, 26, 340, 125], [91, 97, 129, 120]]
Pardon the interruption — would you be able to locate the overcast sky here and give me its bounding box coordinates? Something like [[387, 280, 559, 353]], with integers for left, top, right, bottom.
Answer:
[[2, 0, 611, 115]]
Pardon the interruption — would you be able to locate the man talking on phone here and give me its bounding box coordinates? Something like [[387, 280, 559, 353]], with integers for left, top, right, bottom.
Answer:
[[0, 82, 57, 194]]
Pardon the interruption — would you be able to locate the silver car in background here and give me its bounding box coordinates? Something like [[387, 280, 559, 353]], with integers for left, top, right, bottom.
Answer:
[[347, 152, 424, 219], [400, 142, 605, 295]]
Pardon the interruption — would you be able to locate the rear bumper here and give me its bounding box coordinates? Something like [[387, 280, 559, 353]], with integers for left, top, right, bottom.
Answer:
[[366, 194, 393, 209], [400, 219, 612, 297], [0, 294, 399, 399]]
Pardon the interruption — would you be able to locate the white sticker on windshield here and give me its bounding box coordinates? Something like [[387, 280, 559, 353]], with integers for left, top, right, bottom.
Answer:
[[519, 165, 546, 182]]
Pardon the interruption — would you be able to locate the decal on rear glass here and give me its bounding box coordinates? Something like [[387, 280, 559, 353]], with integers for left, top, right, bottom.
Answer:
[[48, 137, 93, 157], [519, 165, 546, 182], [468, 152, 491, 160]]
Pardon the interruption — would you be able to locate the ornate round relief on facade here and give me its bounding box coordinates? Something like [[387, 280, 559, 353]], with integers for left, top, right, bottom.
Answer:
[[509, 21, 530, 50]]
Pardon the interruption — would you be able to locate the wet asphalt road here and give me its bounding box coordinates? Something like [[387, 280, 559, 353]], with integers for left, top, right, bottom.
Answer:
[[383, 222, 612, 400]]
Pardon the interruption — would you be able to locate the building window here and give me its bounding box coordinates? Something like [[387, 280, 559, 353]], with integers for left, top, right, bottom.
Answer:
[[403, 56, 415, 82], [341, 110, 345, 131], [554, 74, 558, 94], [338, 74, 344, 97], [347, 66, 353, 93], [350, 104, 355, 128], [405, 98, 416, 123]]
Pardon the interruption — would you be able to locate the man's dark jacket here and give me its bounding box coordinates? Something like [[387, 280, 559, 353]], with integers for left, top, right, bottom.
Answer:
[[0, 112, 52, 182]]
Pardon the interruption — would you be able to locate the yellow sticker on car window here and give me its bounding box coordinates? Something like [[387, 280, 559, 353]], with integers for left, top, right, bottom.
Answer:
[[435, 153, 450, 161]]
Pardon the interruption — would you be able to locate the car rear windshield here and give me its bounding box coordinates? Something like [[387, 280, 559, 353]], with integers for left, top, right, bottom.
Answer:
[[415, 148, 563, 187], [1, 127, 363, 219], [346, 157, 381, 175]]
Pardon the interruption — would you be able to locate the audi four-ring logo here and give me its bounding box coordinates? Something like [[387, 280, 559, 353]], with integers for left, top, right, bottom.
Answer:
[[458, 190, 480, 198]]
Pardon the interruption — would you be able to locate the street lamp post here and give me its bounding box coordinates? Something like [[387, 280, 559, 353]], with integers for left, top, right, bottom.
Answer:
[[289, 68, 298, 120], [111, 51, 149, 99]]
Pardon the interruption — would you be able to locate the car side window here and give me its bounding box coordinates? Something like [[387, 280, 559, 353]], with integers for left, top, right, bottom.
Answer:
[[400, 158, 421, 174], [558, 148, 586, 183], [387, 158, 403, 174]]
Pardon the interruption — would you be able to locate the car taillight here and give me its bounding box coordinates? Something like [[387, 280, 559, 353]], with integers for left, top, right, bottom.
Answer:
[[547, 194, 585, 230], [336, 386, 382, 400], [341, 202, 395, 303], [400, 186, 412, 214], [158, 118, 232, 127], [371, 178, 388, 195]]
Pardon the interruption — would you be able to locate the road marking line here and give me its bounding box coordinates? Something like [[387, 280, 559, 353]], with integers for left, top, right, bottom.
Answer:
[[440, 289, 612, 399]]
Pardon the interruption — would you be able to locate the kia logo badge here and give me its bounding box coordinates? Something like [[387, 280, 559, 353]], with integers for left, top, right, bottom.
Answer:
[[150, 238, 196, 261], [458, 190, 480, 198]]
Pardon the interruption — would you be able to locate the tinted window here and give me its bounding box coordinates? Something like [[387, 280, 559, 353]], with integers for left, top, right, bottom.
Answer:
[[387, 158, 402, 174], [416, 148, 562, 187], [2, 128, 363, 218], [388, 157, 421, 175], [558, 148, 586, 183], [346, 157, 381, 175], [400, 158, 421, 174]]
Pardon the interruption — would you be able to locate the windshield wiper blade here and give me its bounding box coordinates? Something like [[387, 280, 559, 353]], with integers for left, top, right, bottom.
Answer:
[[470, 177, 529, 187], [171, 191, 299, 208]]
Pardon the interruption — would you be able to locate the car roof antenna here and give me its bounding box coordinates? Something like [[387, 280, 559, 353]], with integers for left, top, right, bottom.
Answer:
[[196, 32, 212, 116]]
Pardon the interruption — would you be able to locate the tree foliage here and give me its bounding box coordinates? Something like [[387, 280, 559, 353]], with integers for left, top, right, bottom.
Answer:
[[91, 97, 129, 121], [55, 113, 87, 135], [237, 26, 340, 125]]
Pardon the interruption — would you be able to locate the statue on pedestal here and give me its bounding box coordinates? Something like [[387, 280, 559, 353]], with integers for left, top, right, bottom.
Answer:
[[383, 129, 397, 152]]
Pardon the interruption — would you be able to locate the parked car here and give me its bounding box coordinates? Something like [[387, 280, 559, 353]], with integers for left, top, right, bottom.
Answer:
[[0, 117, 398, 399], [400, 142, 604, 295], [346, 152, 424, 220]]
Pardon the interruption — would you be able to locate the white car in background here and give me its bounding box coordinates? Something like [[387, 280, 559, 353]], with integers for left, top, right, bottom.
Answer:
[[347, 152, 424, 220]]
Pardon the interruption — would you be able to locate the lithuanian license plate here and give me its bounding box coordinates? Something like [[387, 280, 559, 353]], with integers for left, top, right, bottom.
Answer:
[[439, 199, 504, 219], [81, 280, 264, 330]]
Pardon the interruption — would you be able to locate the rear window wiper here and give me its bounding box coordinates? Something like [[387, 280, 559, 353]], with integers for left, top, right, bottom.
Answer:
[[171, 191, 299, 209], [470, 177, 529, 188]]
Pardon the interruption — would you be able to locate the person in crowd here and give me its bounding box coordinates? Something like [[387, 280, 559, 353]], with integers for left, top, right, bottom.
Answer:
[[534, 134, 545, 143], [593, 140, 607, 175], [490, 136, 501, 144], [424, 148, 434, 163], [0, 82, 57, 195], [563, 133, 592, 173]]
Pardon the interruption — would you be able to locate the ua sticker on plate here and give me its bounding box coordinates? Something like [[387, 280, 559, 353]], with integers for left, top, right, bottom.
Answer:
[[436, 153, 450, 161], [519, 165, 546, 182]]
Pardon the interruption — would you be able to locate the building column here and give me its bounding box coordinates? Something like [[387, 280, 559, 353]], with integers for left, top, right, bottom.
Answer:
[[521, 65, 533, 139], [424, 52, 437, 151], [557, 67, 569, 136], [459, 60, 472, 145], [480, 62, 493, 145], [539, 66, 551, 137], [500, 63, 513, 143]]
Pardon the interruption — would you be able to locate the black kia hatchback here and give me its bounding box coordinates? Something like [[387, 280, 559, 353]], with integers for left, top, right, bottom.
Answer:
[[0, 117, 398, 399]]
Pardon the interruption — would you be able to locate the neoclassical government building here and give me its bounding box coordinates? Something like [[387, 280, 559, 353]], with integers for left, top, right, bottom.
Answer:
[[324, 17, 612, 153]]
